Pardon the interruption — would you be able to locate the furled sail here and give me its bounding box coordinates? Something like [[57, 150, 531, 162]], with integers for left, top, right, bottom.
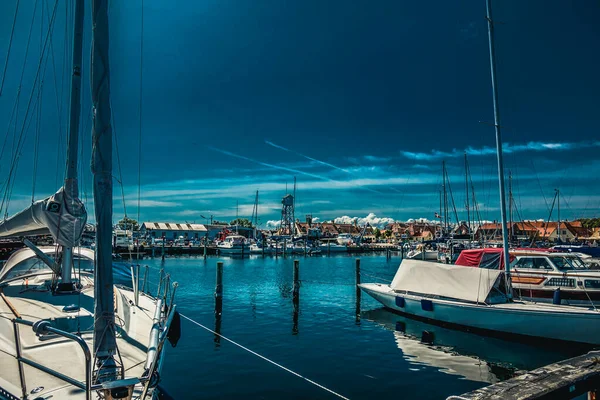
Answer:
[[0, 180, 87, 247]]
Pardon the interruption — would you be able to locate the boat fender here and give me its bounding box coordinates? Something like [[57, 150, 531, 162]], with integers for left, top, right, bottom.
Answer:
[[395, 296, 405, 308], [167, 311, 181, 347], [421, 330, 434, 344], [553, 288, 561, 305], [395, 321, 406, 332], [421, 299, 434, 312]]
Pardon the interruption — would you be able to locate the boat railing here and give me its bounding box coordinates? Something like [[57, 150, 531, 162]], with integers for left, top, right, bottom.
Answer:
[[12, 317, 92, 400]]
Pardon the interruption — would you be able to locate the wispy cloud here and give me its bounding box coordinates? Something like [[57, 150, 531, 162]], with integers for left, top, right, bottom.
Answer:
[[401, 141, 600, 161], [265, 139, 351, 173], [209, 146, 331, 181]]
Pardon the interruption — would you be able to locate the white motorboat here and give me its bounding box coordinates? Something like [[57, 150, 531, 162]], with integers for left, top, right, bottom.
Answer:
[[359, 259, 600, 345], [319, 242, 348, 253], [217, 235, 250, 255], [0, 2, 179, 398], [249, 243, 275, 255], [336, 233, 354, 245], [406, 247, 438, 261]]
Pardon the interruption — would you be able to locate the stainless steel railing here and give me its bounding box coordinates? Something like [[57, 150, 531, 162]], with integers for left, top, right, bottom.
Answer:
[[12, 318, 92, 400]]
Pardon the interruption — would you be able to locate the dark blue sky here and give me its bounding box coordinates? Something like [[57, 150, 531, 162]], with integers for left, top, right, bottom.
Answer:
[[1, 1, 599, 227]]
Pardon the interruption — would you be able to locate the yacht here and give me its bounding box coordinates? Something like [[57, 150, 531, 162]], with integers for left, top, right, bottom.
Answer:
[[336, 233, 354, 245], [456, 248, 600, 306], [217, 235, 250, 255]]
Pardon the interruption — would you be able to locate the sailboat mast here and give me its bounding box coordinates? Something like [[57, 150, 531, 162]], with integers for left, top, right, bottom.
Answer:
[[464, 153, 470, 233], [91, 0, 118, 376], [557, 188, 560, 243], [509, 171, 513, 242], [61, 0, 85, 288], [485, 0, 512, 296]]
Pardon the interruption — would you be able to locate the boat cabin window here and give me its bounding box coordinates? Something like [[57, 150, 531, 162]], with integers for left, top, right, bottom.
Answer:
[[549, 256, 587, 271], [513, 257, 553, 270]]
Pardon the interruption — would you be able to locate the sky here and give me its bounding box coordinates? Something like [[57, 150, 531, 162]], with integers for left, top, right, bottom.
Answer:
[[0, 1, 599, 228]]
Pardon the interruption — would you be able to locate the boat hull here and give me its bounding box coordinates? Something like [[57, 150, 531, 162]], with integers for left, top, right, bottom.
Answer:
[[359, 283, 600, 345]]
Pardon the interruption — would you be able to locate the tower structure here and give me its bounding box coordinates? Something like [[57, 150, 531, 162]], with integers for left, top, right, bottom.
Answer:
[[279, 194, 295, 236]]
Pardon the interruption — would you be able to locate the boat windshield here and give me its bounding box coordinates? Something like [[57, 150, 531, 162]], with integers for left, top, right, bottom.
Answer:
[[549, 256, 587, 271], [1, 255, 94, 283]]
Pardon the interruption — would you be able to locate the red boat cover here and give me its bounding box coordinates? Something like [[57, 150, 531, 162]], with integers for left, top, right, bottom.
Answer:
[[455, 248, 515, 270]]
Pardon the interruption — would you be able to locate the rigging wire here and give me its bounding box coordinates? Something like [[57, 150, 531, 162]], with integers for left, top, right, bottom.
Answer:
[[111, 104, 128, 218], [1, 0, 57, 217], [180, 314, 350, 400], [137, 0, 145, 226], [0, 0, 21, 96], [32, 2, 47, 203]]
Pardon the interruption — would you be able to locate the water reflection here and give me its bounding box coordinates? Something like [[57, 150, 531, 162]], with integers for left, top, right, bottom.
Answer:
[[362, 308, 586, 384]]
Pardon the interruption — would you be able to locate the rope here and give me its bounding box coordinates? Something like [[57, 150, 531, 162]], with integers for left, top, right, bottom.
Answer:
[[0, 0, 20, 96], [180, 313, 350, 400]]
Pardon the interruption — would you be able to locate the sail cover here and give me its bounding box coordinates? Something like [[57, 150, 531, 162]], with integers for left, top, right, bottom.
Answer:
[[391, 259, 504, 303], [0, 182, 87, 247]]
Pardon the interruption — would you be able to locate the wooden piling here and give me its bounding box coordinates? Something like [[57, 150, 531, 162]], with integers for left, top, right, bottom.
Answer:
[[304, 239, 307, 256], [292, 259, 300, 334], [327, 240, 331, 256], [283, 240, 287, 258], [161, 236, 165, 261], [292, 259, 300, 302], [203, 233, 207, 259], [215, 261, 223, 316]]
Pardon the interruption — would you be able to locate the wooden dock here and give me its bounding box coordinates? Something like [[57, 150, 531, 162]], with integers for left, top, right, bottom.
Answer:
[[448, 351, 600, 400]]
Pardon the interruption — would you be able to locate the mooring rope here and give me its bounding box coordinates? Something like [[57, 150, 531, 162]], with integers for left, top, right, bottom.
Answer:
[[180, 313, 350, 400]]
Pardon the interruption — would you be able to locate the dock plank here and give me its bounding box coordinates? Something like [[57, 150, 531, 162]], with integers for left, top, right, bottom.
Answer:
[[448, 351, 600, 400]]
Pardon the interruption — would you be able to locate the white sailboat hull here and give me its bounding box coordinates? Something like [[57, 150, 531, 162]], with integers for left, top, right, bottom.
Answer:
[[359, 283, 600, 345]]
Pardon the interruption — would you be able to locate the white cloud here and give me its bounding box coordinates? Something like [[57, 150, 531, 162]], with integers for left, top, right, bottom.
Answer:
[[266, 220, 281, 229], [400, 141, 600, 161], [333, 213, 394, 228]]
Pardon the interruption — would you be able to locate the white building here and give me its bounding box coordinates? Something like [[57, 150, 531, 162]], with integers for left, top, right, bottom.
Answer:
[[141, 222, 207, 240]]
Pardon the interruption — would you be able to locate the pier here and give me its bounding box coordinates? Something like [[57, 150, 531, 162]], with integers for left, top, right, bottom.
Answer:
[[449, 351, 600, 400]]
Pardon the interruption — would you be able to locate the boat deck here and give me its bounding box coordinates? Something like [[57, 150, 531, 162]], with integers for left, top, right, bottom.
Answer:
[[0, 273, 158, 399]]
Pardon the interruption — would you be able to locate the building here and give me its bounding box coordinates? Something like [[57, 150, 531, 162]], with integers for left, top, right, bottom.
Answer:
[[141, 222, 207, 240]]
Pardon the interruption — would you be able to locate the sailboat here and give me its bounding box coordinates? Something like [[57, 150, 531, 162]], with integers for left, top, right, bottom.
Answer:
[[359, 0, 600, 345], [0, 1, 179, 398]]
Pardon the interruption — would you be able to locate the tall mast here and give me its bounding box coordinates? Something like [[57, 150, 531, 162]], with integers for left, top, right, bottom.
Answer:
[[60, 0, 85, 290], [293, 176, 297, 231], [464, 153, 470, 233], [91, 0, 118, 378], [556, 188, 560, 243], [485, 0, 512, 298], [509, 170, 513, 242], [442, 161, 448, 235]]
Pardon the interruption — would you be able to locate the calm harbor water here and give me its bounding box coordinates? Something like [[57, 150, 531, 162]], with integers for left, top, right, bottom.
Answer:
[[118, 254, 587, 399]]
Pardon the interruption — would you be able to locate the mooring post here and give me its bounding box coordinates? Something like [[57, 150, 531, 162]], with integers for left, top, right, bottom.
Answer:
[[292, 259, 300, 302], [203, 232, 208, 259], [355, 258, 361, 323], [161, 236, 165, 261], [304, 239, 307, 256], [215, 261, 223, 317], [275, 239, 279, 258], [151, 242, 155, 258], [328, 240, 331, 256], [283, 240, 287, 258]]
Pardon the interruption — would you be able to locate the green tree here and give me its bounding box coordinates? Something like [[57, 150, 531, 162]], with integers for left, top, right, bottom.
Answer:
[[117, 216, 139, 230], [373, 227, 381, 239], [230, 218, 253, 228], [384, 229, 392, 238]]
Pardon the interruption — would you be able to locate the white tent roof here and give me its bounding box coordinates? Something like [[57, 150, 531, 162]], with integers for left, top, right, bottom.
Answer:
[[391, 260, 503, 304]]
